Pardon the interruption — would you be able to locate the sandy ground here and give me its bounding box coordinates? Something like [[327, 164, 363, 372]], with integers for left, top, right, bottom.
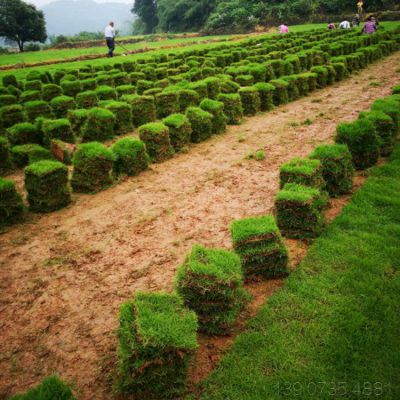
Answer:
[[0, 52, 399, 399]]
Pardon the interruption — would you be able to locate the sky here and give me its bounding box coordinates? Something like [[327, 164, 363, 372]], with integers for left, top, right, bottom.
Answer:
[[29, 0, 132, 7]]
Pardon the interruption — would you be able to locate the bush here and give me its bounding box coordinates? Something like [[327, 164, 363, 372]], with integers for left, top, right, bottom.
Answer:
[[7, 122, 40, 145], [185, 107, 213, 143], [204, 77, 221, 99], [280, 157, 325, 190], [81, 107, 115, 142], [155, 91, 179, 119], [121, 95, 156, 127], [24, 100, 52, 121], [310, 144, 354, 197], [24, 160, 71, 212], [10, 375, 75, 400], [217, 93, 243, 125], [254, 83, 275, 112], [100, 101, 133, 135], [76, 90, 98, 108], [50, 96, 76, 118], [96, 85, 117, 101], [41, 84, 61, 102], [276, 183, 327, 239], [67, 109, 89, 136], [117, 292, 198, 398], [200, 98, 227, 134], [335, 119, 380, 170], [270, 79, 290, 106], [359, 110, 395, 157], [0, 94, 17, 107], [138, 122, 173, 163], [238, 87, 260, 116], [0, 178, 24, 228], [11, 144, 53, 167], [178, 89, 199, 112], [42, 119, 75, 146], [60, 79, 82, 97], [175, 244, 246, 334], [0, 136, 12, 174], [71, 142, 114, 193], [231, 215, 289, 279], [163, 113, 192, 152], [112, 137, 148, 176]]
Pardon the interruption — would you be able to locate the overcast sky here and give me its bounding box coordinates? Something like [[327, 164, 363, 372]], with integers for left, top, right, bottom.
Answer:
[[29, 0, 132, 7]]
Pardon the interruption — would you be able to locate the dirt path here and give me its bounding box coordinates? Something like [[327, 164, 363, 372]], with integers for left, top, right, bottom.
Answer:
[[0, 53, 399, 399]]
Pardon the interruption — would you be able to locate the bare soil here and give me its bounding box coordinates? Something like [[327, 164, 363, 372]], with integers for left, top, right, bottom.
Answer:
[[0, 53, 399, 399]]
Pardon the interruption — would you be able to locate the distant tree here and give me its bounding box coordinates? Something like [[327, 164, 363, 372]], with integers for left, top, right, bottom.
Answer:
[[132, 0, 158, 34], [0, 0, 47, 52]]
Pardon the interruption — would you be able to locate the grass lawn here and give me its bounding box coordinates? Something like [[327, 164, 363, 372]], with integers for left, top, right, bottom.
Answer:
[[201, 146, 400, 399]]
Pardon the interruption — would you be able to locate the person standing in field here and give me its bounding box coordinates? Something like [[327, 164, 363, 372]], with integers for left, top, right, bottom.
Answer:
[[357, 1, 364, 17], [339, 20, 351, 29], [352, 13, 360, 26], [362, 16, 377, 34], [105, 21, 115, 57], [279, 24, 289, 34]]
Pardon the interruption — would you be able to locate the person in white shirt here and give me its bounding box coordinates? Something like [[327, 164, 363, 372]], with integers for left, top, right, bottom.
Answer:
[[105, 22, 115, 57], [339, 20, 351, 29]]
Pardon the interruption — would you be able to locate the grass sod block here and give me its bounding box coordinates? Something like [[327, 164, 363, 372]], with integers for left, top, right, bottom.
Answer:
[[275, 183, 327, 239], [269, 79, 290, 106], [178, 89, 199, 112], [7, 122, 40, 146], [335, 118, 380, 170], [76, 90, 98, 108], [310, 144, 354, 197], [0, 178, 24, 228], [116, 292, 198, 398], [138, 122, 174, 163], [11, 144, 53, 167], [67, 109, 89, 137], [155, 91, 180, 119], [371, 98, 400, 135], [71, 142, 114, 193], [81, 107, 116, 142], [253, 82, 275, 112], [0, 94, 17, 107], [10, 375, 76, 400], [50, 96, 76, 118], [392, 85, 400, 94], [204, 77, 221, 99], [42, 83, 62, 102], [163, 113, 192, 152], [200, 98, 227, 134], [0, 136, 12, 174], [111, 137, 148, 176], [100, 101, 133, 135], [175, 245, 247, 334], [42, 119, 75, 146], [185, 107, 213, 143], [231, 215, 289, 279], [0, 105, 26, 130], [121, 95, 156, 127], [95, 85, 117, 101], [20, 90, 41, 103], [24, 160, 71, 213], [238, 87, 261, 116], [217, 93, 243, 125], [24, 101, 52, 122]]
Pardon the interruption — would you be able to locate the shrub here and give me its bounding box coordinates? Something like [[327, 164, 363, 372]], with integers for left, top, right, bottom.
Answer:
[[238, 87, 260, 116], [136, 79, 154, 95], [42, 84, 62, 102], [43, 119, 75, 146], [96, 85, 117, 101], [25, 160, 71, 212], [7, 122, 40, 145], [11, 144, 53, 167], [121, 95, 156, 127], [371, 98, 400, 135], [217, 93, 243, 125], [60, 80, 82, 97], [310, 144, 354, 197], [71, 142, 114, 193], [81, 107, 115, 142], [188, 81, 208, 100], [155, 91, 179, 119], [335, 119, 380, 170], [163, 114, 192, 152], [24, 100, 52, 121], [185, 107, 213, 143], [0, 94, 17, 107], [112, 137, 148, 176], [10, 375, 75, 400], [204, 77, 221, 99], [280, 157, 325, 190], [2, 74, 18, 88], [276, 183, 327, 239], [231, 215, 289, 279], [117, 292, 198, 398], [100, 101, 133, 135], [178, 89, 199, 112], [175, 245, 246, 334], [359, 110, 395, 157], [253, 83, 275, 112], [0, 178, 24, 228], [67, 109, 89, 136], [270, 79, 290, 106], [76, 90, 98, 108], [138, 122, 173, 163], [50, 96, 76, 118], [200, 98, 227, 134], [20, 90, 41, 103]]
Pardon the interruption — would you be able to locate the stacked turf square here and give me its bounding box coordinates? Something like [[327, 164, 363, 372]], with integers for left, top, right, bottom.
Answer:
[[231, 215, 289, 279], [175, 245, 246, 335], [276, 183, 327, 239], [117, 292, 197, 398], [0, 178, 24, 228]]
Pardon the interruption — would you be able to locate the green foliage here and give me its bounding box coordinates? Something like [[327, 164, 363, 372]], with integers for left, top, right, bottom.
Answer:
[[116, 291, 198, 397], [175, 244, 246, 334], [371, 98, 400, 135], [138, 122, 173, 163], [185, 106, 213, 143], [50, 95, 75, 118], [2, 74, 18, 88], [163, 113, 192, 151], [71, 142, 114, 193], [42, 119, 75, 146], [0, 177, 24, 228], [24, 160, 71, 212], [24, 80, 42, 91], [81, 107, 115, 142], [238, 87, 260, 116], [392, 85, 400, 94], [11, 144, 52, 167], [112, 137, 149, 176]]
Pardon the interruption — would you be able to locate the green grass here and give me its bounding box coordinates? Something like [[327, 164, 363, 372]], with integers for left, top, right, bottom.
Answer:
[[201, 146, 400, 399]]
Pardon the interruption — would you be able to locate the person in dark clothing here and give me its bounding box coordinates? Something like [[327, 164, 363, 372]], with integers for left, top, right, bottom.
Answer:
[[105, 21, 115, 57]]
